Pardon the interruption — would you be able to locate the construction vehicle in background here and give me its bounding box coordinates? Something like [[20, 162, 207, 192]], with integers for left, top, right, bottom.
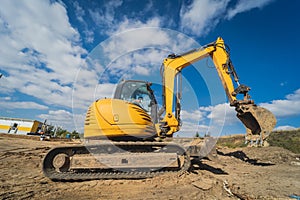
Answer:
[[43, 37, 276, 181]]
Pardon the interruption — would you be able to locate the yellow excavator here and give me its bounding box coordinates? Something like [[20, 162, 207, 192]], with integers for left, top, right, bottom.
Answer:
[[43, 37, 276, 181]]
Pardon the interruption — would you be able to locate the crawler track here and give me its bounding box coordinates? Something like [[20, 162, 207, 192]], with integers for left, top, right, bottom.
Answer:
[[42, 142, 190, 181]]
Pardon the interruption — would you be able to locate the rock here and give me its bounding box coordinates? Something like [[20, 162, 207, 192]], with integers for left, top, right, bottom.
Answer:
[[40, 180, 48, 184], [192, 178, 214, 190], [290, 161, 300, 166]]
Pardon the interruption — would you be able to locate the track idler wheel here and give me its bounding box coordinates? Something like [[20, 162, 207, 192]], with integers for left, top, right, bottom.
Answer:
[[52, 153, 70, 172]]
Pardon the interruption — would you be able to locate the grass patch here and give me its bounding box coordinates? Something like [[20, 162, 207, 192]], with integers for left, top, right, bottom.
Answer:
[[267, 129, 300, 154], [217, 129, 300, 153], [217, 135, 247, 148]]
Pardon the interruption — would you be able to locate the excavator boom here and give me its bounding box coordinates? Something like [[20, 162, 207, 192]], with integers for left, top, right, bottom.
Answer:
[[160, 37, 276, 143]]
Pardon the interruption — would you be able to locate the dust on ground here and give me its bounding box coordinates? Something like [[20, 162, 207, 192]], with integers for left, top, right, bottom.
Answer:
[[0, 133, 299, 200]]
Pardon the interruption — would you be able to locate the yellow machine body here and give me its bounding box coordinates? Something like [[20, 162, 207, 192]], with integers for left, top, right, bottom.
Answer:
[[84, 98, 156, 140]]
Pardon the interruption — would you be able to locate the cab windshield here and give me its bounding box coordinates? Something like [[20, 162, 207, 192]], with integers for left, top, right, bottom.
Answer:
[[118, 81, 152, 112]]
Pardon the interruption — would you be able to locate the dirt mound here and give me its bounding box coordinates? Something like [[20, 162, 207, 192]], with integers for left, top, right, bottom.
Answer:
[[0, 134, 299, 199]]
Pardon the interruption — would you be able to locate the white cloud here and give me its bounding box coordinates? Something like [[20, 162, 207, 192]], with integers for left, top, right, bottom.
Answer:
[[94, 83, 117, 99], [0, 96, 11, 101], [226, 0, 274, 20], [72, 68, 102, 109], [103, 26, 169, 61], [72, 1, 85, 23], [274, 125, 298, 131], [72, 1, 94, 43], [179, 0, 274, 36], [0, 101, 48, 110], [113, 17, 161, 34], [93, 25, 200, 81], [45, 83, 115, 132], [133, 65, 151, 76], [205, 103, 238, 125], [88, 0, 123, 35], [178, 103, 238, 136], [181, 109, 206, 121], [182, 103, 236, 125], [104, 48, 166, 79], [71, 82, 117, 132], [38, 109, 75, 131], [179, 121, 209, 137], [71, 57, 117, 108], [260, 88, 300, 117], [280, 81, 288, 87], [0, 0, 87, 108], [180, 0, 229, 36]]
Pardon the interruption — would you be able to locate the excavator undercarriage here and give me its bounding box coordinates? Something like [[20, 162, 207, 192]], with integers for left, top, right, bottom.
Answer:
[[43, 141, 193, 181]]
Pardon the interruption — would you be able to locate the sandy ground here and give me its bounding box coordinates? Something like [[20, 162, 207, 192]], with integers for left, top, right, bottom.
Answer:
[[0, 133, 300, 200]]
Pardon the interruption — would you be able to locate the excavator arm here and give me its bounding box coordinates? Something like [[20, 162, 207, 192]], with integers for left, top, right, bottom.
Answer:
[[159, 37, 276, 144]]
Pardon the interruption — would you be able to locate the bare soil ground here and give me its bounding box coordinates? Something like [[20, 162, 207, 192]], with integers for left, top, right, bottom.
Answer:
[[0, 133, 299, 200]]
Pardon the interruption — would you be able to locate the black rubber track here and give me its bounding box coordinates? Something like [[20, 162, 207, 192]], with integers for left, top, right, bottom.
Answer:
[[42, 141, 191, 181]]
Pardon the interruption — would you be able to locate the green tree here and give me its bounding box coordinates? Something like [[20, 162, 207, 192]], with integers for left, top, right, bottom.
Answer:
[[55, 127, 69, 138], [45, 125, 55, 136], [204, 132, 211, 137], [70, 130, 80, 139]]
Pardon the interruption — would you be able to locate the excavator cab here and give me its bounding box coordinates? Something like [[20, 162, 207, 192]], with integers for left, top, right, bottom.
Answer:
[[114, 80, 159, 123]]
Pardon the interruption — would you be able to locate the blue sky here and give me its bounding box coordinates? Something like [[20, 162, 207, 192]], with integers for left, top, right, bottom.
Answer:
[[0, 0, 299, 136]]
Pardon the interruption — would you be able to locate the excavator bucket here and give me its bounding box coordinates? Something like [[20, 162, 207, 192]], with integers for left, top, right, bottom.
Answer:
[[236, 104, 276, 145]]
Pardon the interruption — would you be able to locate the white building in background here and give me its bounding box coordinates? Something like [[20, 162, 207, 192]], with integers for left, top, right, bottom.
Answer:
[[0, 117, 44, 135]]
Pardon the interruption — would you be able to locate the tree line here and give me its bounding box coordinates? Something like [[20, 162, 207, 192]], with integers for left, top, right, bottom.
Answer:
[[44, 125, 82, 139]]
